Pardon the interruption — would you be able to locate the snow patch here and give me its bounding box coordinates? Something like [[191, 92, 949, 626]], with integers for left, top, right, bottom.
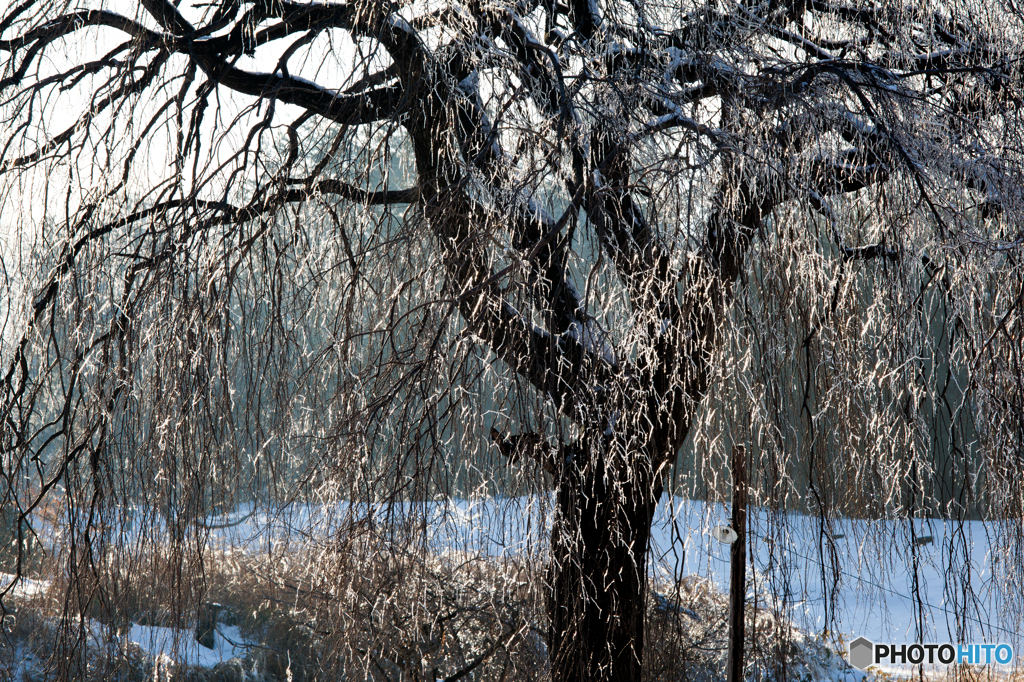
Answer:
[[125, 623, 252, 668], [0, 572, 48, 599]]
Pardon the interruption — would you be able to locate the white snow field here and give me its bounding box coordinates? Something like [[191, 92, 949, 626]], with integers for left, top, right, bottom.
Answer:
[[15, 495, 1020, 675], [122, 623, 252, 668], [0, 572, 48, 599], [203, 495, 1019, 648]]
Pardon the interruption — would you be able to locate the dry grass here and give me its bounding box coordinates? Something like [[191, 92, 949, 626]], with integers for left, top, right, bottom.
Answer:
[[14, 504, 983, 682], [0, 537, 876, 682], [644, 574, 859, 682], [1, 530, 550, 682]]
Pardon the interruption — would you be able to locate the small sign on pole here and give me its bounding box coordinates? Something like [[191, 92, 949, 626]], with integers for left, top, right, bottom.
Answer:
[[713, 525, 739, 544]]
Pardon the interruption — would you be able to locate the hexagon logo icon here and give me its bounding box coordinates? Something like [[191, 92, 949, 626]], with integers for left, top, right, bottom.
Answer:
[[848, 637, 874, 670]]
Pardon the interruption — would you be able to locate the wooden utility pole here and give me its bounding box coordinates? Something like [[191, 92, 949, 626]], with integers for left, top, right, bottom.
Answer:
[[727, 445, 748, 682]]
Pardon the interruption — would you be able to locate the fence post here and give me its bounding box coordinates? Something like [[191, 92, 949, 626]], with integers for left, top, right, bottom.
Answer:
[[727, 445, 748, 682]]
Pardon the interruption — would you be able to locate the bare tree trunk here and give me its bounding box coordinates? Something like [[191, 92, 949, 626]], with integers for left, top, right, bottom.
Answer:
[[548, 439, 658, 682]]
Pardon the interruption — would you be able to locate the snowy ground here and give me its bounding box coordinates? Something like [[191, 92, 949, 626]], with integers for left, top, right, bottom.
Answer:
[[14, 495, 1022, 676], [201, 496, 1018, 646], [120, 622, 252, 668], [3, 576, 253, 678], [0, 572, 48, 599]]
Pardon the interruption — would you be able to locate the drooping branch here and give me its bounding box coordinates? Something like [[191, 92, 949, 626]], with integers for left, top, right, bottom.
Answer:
[[0, 4, 411, 132], [0, 49, 171, 171]]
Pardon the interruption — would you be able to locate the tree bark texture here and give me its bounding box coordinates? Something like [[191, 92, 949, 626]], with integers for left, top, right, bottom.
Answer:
[[547, 441, 659, 681]]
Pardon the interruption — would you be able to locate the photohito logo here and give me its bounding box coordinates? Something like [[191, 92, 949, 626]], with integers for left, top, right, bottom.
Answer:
[[848, 637, 1015, 670]]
